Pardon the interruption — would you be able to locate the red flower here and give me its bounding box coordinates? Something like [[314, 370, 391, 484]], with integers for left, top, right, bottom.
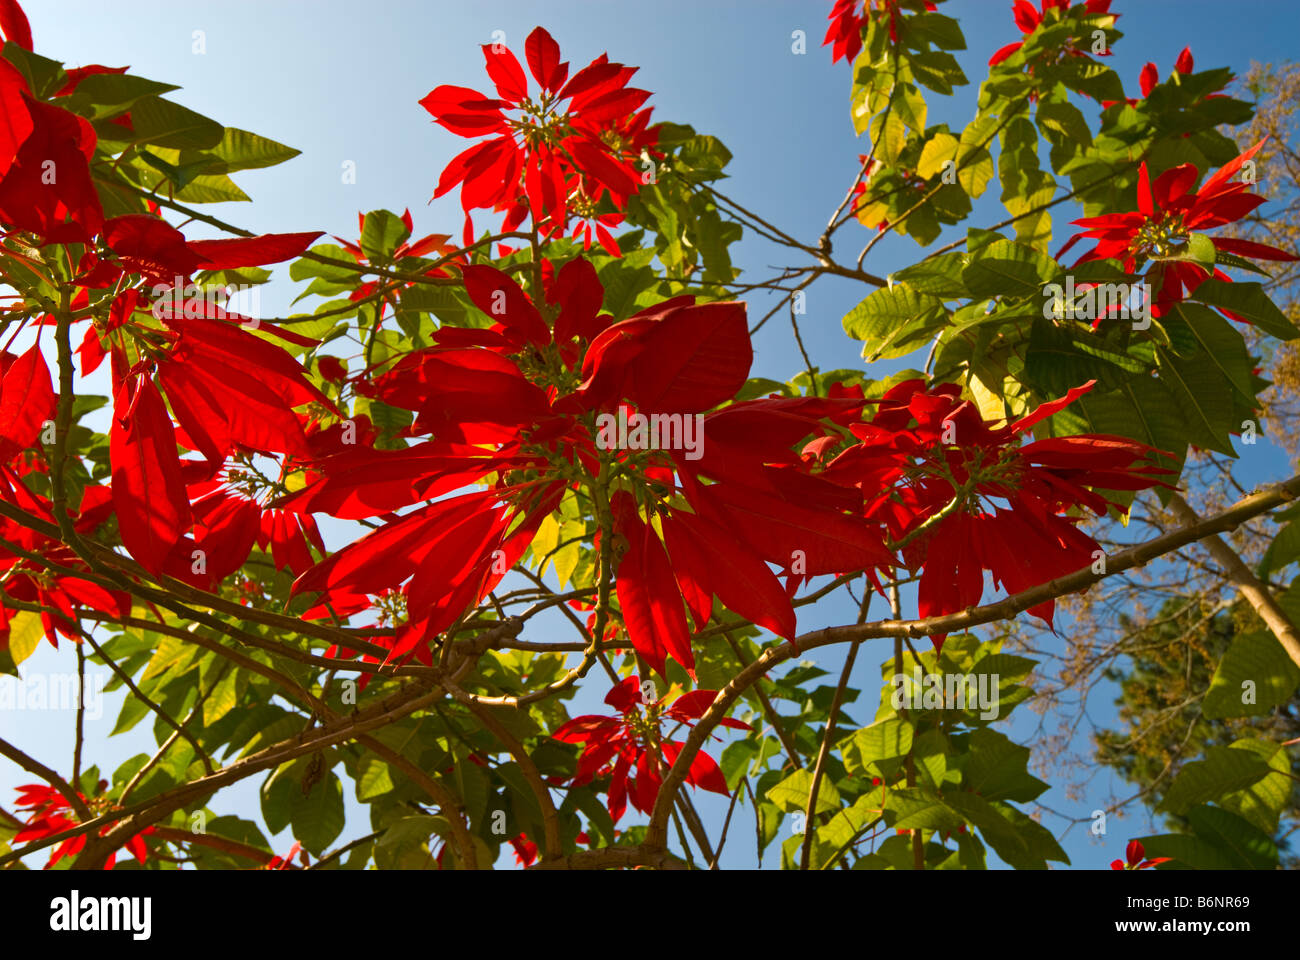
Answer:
[[988, 0, 1114, 67], [0, 0, 32, 50], [265, 841, 305, 869], [1060, 140, 1299, 316], [12, 782, 154, 869], [822, 379, 1171, 646], [421, 27, 659, 250], [0, 70, 104, 244], [510, 833, 538, 867], [823, 1, 938, 62], [551, 676, 749, 823], [1110, 839, 1171, 870], [285, 258, 884, 677], [0, 471, 129, 650]]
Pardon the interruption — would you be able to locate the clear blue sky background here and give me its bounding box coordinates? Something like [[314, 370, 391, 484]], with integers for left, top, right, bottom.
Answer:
[[3, 0, 1299, 870]]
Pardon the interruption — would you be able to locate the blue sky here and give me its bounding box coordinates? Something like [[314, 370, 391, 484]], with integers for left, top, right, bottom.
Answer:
[[3, 0, 1298, 870]]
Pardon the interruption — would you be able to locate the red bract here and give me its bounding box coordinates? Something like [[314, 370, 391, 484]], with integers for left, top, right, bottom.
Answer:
[[0, 0, 32, 50], [988, 0, 1114, 67], [12, 782, 154, 869], [0, 2, 102, 242], [0, 343, 54, 464], [1110, 839, 1171, 870], [284, 258, 883, 677], [510, 833, 538, 867], [551, 676, 749, 823], [0, 471, 129, 649], [95, 213, 321, 287], [101, 291, 333, 575], [824, 0, 938, 61], [421, 27, 659, 251], [821, 378, 1171, 646], [0, 75, 103, 244], [1060, 140, 1299, 316], [265, 841, 306, 869], [1102, 46, 1199, 108]]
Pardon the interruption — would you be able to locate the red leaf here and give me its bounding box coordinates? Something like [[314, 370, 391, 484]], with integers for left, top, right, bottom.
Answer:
[[110, 376, 191, 574], [481, 44, 528, 101], [661, 508, 796, 639], [662, 741, 730, 795], [524, 27, 566, 92], [187, 231, 323, 269], [612, 492, 693, 679], [626, 301, 752, 413], [103, 214, 203, 282], [0, 58, 33, 180], [0, 344, 54, 460], [0, 0, 32, 50], [460, 264, 551, 346]]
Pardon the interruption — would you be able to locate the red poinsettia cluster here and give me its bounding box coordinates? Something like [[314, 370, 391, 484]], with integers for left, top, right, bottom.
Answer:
[[11, 782, 153, 869], [823, 0, 938, 62], [0, 45, 101, 241], [283, 256, 891, 678], [1060, 140, 1299, 316], [988, 0, 1115, 67], [422, 27, 659, 253], [1110, 839, 1170, 870], [0, 343, 131, 650], [551, 676, 748, 823], [817, 378, 1171, 644]]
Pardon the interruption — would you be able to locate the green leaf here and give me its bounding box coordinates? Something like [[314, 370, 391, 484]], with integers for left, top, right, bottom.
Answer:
[[1036, 100, 1093, 149], [1159, 746, 1271, 815], [955, 116, 996, 198], [291, 772, 346, 856], [963, 729, 1048, 803], [360, 209, 411, 262], [1163, 302, 1258, 404], [841, 283, 947, 361], [961, 239, 1052, 299], [1153, 345, 1235, 454], [767, 769, 840, 815], [1203, 630, 1300, 719], [905, 13, 966, 51], [2, 42, 67, 99], [202, 667, 239, 726], [377, 814, 447, 849], [883, 787, 964, 832], [1185, 805, 1277, 868], [64, 73, 179, 119], [1217, 739, 1293, 834], [356, 757, 394, 801], [3, 611, 43, 669], [1260, 518, 1300, 579], [891, 252, 968, 298], [917, 131, 959, 180], [840, 718, 913, 776], [208, 127, 300, 173], [128, 97, 224, 150], [946, 792, 1068, 868], [1192, 279, 1300, 341], [909, 50, 968, 96]]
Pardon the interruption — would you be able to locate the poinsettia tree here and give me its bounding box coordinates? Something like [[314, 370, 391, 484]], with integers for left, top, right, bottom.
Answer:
[[0, 0, 1296, 871]]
